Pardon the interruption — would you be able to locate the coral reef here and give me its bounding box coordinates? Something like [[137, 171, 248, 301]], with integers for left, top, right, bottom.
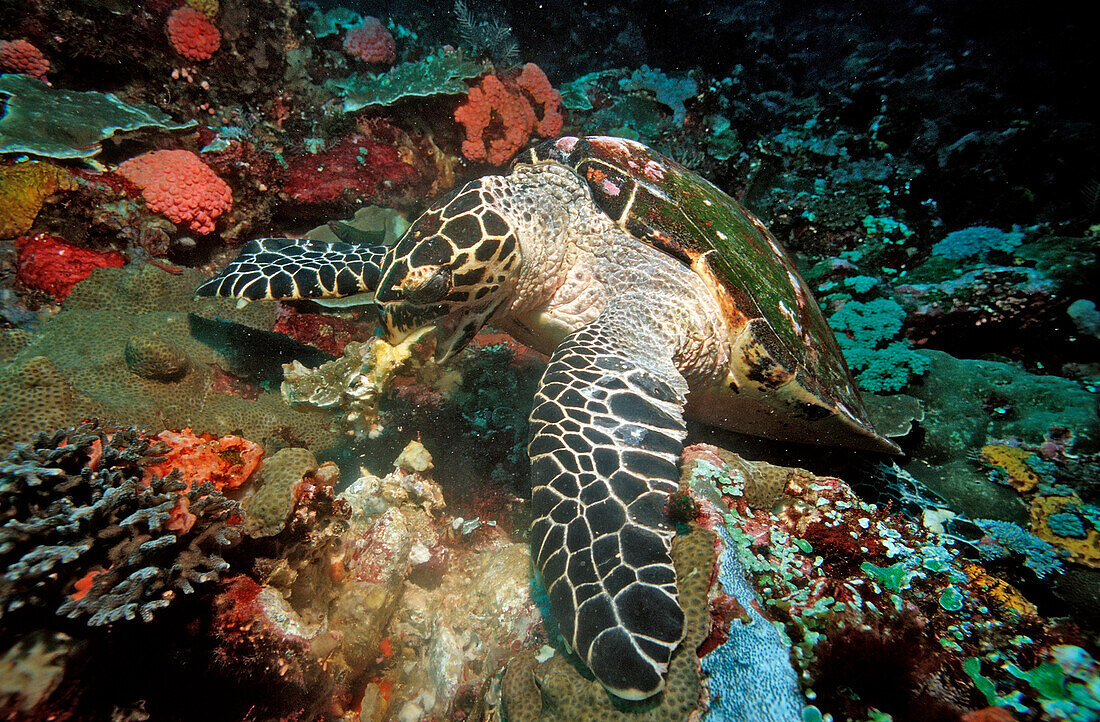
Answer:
[[0, 75, 195, 160], [242, 447, 319, 536], [0, 0, 1097, 718], [680, 443, 1084, 722], [453, 64, 563, 165], [281, 133, 417, 206], [14, 233, 126, 300], [500, 526, 713, 721], [0, 162, 77, 239], [335, 49, 485, 112], [0, 422, 241, 626], [282, 328, 456, 439], [0, 264, 338, 454], [827, 297, 931, 392], [116, 149, 232, 235], [142, 427, 263, 492]]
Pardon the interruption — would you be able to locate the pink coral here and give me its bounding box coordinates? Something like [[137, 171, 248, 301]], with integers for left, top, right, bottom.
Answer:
[[117, 149, 232, 234], [166, 6, 220, 61], [0, 39, 49, 80], [343, 17, 395, 65], [14, 233, 126, 300], [453, 65, 564, 166]]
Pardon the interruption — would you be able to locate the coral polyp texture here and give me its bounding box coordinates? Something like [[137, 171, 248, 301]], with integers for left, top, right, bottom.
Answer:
[[165, 6, 221, 62], [0, 422, 241, 626], [117, 149, 232, 234], [0, 40, 49, 80], [343, 17, 396, 65]]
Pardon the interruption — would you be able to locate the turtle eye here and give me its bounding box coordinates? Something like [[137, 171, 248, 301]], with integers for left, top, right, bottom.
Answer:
[[400, 264, 451, 305]]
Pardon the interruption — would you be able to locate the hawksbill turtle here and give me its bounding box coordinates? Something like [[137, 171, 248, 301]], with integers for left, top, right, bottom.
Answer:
[[196, 136, 899, 700]]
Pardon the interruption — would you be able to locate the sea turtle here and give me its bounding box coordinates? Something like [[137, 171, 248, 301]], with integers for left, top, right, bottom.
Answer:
[[196, 136, 898, 700]]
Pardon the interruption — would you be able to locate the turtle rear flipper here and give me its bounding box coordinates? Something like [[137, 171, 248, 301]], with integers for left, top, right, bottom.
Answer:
[[194, 238, 387, 301], [528, 304, 687, 700]]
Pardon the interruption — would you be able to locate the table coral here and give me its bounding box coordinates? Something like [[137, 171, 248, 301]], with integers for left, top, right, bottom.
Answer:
[[343, 17, 395, 65], [166, 6, 221, 61], [14, 233, 126, 300], [336, 49, 486, 111], [0, 40, 49, 80], [0, 162, 77, 239], [454, 64, 563, 166], [0, 422, 241, 626], [117, 149, 232, 234], [0, 75, 196, 160]]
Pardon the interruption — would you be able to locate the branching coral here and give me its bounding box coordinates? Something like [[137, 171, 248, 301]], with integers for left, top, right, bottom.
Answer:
[[0, 422, 242, 625], [827, 297, 931, 392]]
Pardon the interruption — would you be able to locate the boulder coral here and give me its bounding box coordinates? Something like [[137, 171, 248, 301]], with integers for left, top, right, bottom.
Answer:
[[165, 6, 221, 61], [0, 264, 338, 455], [342, 17, 395, 65], [0, 39, 49, 80], [117, 149, 232, 234]]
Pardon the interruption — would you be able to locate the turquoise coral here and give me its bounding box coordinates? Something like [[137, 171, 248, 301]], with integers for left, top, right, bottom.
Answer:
[[826, 297, 930, 392], [0, 74, 195, 160], [932, 225, 1025, 260], [619, 65, 696, 125]]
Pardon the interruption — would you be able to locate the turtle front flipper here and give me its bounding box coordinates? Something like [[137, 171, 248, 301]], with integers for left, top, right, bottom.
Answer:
[[528, 308, 688, 700], [194, 238, 387, 300]]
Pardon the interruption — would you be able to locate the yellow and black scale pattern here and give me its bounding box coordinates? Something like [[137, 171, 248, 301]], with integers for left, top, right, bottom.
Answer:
[[195, 238, 387, 300]]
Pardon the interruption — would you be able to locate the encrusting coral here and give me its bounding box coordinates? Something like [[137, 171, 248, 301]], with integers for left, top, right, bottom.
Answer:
[[0, 422, 242, 626]]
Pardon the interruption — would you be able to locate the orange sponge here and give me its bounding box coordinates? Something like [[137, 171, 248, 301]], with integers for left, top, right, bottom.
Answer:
[[454, 64, 563, 166]]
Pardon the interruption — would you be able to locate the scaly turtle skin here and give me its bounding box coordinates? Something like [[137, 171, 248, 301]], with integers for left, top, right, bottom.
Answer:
[[196, 136, 897, 700]]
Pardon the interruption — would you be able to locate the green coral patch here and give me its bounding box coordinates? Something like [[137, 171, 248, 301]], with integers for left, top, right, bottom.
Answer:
[[0, 74, 196, 160]]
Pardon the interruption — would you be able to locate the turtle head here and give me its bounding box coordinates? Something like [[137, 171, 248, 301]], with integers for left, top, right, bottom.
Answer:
[[375, 187, 521, 362]]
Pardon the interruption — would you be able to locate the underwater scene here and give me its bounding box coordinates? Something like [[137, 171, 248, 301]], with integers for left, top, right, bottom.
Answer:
[[0, 0, 1097, 720]]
